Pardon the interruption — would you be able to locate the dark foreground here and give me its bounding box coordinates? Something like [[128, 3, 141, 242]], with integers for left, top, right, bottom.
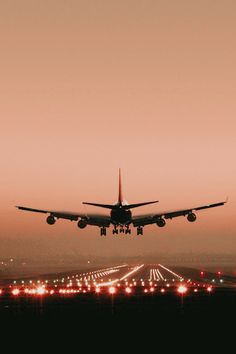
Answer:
[[0, 288, 235, 321]]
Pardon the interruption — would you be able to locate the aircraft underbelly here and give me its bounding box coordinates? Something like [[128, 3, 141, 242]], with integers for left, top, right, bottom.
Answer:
[[111, 209, 132, 225]]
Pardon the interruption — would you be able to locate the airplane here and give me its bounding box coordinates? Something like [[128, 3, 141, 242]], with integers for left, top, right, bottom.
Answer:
[[16, 169, 227, 236]]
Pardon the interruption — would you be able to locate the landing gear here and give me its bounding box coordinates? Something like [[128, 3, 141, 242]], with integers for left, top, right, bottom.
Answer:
[[120, 228, 125, 233], [125, 227, 131, 234], [100, 227, 107, 236], [137, 227, 143, 235], [112, 228, 118, 235]]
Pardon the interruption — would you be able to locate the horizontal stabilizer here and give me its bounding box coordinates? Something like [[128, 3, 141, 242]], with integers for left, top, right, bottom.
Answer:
[[123, 201, 159, 209], [83, 202, 115, 209]]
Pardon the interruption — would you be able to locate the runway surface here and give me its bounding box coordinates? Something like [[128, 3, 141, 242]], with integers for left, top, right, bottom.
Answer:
[[0, 264, 235, 320]]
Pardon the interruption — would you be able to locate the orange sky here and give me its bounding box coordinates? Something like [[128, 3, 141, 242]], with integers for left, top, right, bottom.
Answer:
[[0, 1, 235, 258]]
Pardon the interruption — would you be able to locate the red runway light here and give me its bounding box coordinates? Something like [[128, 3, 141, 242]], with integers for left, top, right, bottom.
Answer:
[[207, 286, 213, 292]]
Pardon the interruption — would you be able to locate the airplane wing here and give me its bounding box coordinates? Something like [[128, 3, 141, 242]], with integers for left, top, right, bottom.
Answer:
[[16, 206, 111, 227], [132, 200, 227, 227]]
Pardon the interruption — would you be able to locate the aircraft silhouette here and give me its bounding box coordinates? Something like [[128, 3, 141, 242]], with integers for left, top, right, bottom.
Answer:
[[16, 169, 226, 236]]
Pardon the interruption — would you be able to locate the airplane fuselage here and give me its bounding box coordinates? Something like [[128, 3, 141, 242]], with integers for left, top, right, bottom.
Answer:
[[110, 206, 132, 226]]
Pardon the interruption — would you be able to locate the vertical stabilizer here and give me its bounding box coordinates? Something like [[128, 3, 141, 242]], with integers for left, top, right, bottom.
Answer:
[[118, 168, 123, 204]]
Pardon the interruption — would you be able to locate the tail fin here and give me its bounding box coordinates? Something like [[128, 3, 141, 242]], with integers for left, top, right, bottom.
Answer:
[[118, 168, 123, 204]]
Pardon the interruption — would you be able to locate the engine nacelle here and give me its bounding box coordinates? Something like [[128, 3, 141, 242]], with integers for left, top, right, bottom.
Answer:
[[156, 218, 166, 227], [187, 213, 197, 222], [47, 215, 56, 225], [78, 219, 88, 229]]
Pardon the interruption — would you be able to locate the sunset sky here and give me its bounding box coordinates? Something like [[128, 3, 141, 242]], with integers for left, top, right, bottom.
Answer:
[[0, 1, 235, 258]]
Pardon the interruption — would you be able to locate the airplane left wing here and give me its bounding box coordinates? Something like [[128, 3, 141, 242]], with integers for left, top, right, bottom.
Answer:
[[132, 200, 227, 227], [16, 206, 111, 227]]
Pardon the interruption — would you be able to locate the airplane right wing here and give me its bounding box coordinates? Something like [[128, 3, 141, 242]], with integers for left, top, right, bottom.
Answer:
[[132, 200, 227, 227]]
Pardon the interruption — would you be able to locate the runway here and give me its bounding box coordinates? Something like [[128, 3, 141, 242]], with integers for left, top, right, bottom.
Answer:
[[1, 263, 235, 297]]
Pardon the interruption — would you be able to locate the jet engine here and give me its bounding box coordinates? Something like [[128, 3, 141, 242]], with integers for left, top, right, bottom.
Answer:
[[156, 218, 166, 227], [78, 219, 88, 229], [47, 215, 56, 225], [187, 213, 197, 222]]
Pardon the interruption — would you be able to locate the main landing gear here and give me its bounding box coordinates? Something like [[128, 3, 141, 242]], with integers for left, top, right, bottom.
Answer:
[[100, 227, 107, 236], [112, 227, 131, 235], [137, 227, 143, 235]]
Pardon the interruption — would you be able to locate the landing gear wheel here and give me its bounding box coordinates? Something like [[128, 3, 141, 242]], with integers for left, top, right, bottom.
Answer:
[[137, 227, 143, 236], [100, 227, 106, 236], [112, 228, 118, 235], [125, 228, 131, 234], [120, 228, 125, 233]]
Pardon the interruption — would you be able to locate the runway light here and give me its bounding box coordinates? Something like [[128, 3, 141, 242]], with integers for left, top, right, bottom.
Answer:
[[125, 287, 132, 294], [0, 289, 2, 295], [160, 288, 165, 293], [200, 271, 204, 276], [37, 286, 46, 295], [109, 287, 116, 295], [194, 289, 198, 293], [144, 289, 148, 293], [50, 290, 54, 295], [177, 285, 188, 295], [95, 287, 101, 294], [207, 286, 213, 293], [150, 287, 155, 292], [12, 289, 20, 296]]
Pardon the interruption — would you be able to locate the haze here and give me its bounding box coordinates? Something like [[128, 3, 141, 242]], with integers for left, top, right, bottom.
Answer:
[[0, 1, 235, 260]]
